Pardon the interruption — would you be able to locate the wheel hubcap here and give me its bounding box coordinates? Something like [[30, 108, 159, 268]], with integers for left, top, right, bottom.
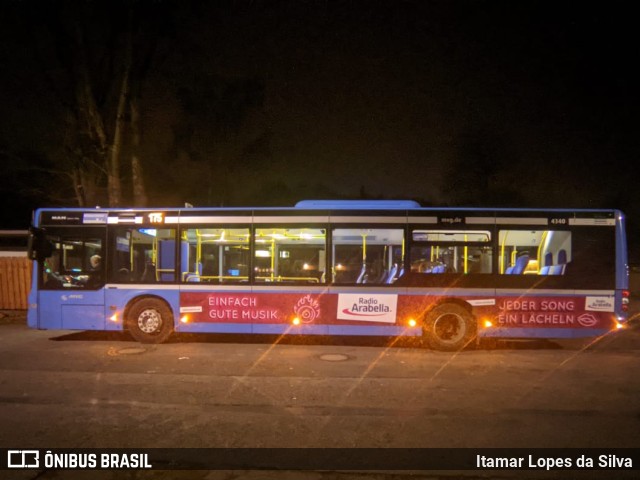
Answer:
[[138, 308, 162, 334], [433, 313, 465, 344]]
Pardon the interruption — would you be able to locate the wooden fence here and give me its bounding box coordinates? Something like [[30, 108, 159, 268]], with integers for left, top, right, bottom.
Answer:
[[0, 257, 32, 310]]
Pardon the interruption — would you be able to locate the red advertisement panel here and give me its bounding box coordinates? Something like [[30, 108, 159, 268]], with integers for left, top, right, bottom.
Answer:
[[491, 296, 613, 329], [180, 292, 337, 324], [180, 292, 615, 329]]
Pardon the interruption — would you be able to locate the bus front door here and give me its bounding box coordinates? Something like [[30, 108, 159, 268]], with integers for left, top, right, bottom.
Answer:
[[37, 231, 106, 331]]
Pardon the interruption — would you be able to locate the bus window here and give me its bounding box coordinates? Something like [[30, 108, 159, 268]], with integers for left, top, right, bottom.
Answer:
[[410, 230, 492, 274], [332, 228, 404, 284], [182, 228, 250, 283], [111, 228, 177, 283], [254, 227, 326, 283], [499, 230, 571, 275], [41, 235, 103, 289], [568, 228, 615, 282]]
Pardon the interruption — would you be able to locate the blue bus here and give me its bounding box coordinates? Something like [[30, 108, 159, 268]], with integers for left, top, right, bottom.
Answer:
[[27, 200, 630, 350]]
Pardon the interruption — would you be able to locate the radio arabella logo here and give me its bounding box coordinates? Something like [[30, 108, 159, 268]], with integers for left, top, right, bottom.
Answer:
[[337, 294, 398, 324], [8, 450, 39, 468]]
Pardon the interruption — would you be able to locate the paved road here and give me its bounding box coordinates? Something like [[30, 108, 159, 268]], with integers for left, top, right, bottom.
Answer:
[[0, 313, 639, 479]]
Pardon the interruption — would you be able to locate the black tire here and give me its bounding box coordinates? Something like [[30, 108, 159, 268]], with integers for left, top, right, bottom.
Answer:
[[127, 298, 174, 344], [423, 303, 476, 351]]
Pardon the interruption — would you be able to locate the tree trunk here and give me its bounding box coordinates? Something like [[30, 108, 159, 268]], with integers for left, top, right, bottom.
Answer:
[[107, 8, 138, 208], [72, 169, 86, 207], [70, 161, 101, 207], [73, 24, 113, 206], [108, 64, 129, 207], [130, 95, 148, 206]]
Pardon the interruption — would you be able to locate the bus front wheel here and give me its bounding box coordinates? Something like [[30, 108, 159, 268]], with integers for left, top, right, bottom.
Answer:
[[127, 298, 174, 344], [423, 303, 476, 351]]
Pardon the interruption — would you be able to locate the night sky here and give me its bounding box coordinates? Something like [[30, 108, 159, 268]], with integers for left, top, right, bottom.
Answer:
[[0, 1, 638, 258]]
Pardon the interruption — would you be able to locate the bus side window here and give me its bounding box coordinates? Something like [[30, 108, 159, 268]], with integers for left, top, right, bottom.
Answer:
[[499, 229, 572, 276], [41, 235, 103, 289], [254, 227, 326, 284], [332, 228, 404, 285], [410, 229, 492, 275], [111, 228, 176, 283], [182, 228, 250, 284]]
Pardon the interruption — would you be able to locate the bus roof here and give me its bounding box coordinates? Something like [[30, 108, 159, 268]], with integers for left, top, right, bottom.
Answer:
[[295, 200, 421, 209], [32, 202, 624, 220]]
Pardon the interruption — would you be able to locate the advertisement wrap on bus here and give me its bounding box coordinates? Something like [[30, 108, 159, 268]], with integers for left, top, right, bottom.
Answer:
[[178, 292, 615, 331], [26, 200, 630, 351]]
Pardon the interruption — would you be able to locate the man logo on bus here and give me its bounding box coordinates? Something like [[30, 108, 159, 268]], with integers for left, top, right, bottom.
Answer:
[[577, 313, 599, 328], [294, 295, 321, 323]]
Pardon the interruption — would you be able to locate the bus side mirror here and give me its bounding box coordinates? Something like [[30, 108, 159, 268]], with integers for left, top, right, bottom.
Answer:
[[28, 227, 53, 261]]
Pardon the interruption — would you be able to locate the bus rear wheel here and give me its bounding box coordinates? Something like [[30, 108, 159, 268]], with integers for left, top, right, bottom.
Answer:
[[423, 303, 476, 351], [127, 298, 174, 344]]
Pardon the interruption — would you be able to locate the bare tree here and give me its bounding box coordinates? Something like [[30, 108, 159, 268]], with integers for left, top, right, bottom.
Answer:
[[25, 2, 159, 207]]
